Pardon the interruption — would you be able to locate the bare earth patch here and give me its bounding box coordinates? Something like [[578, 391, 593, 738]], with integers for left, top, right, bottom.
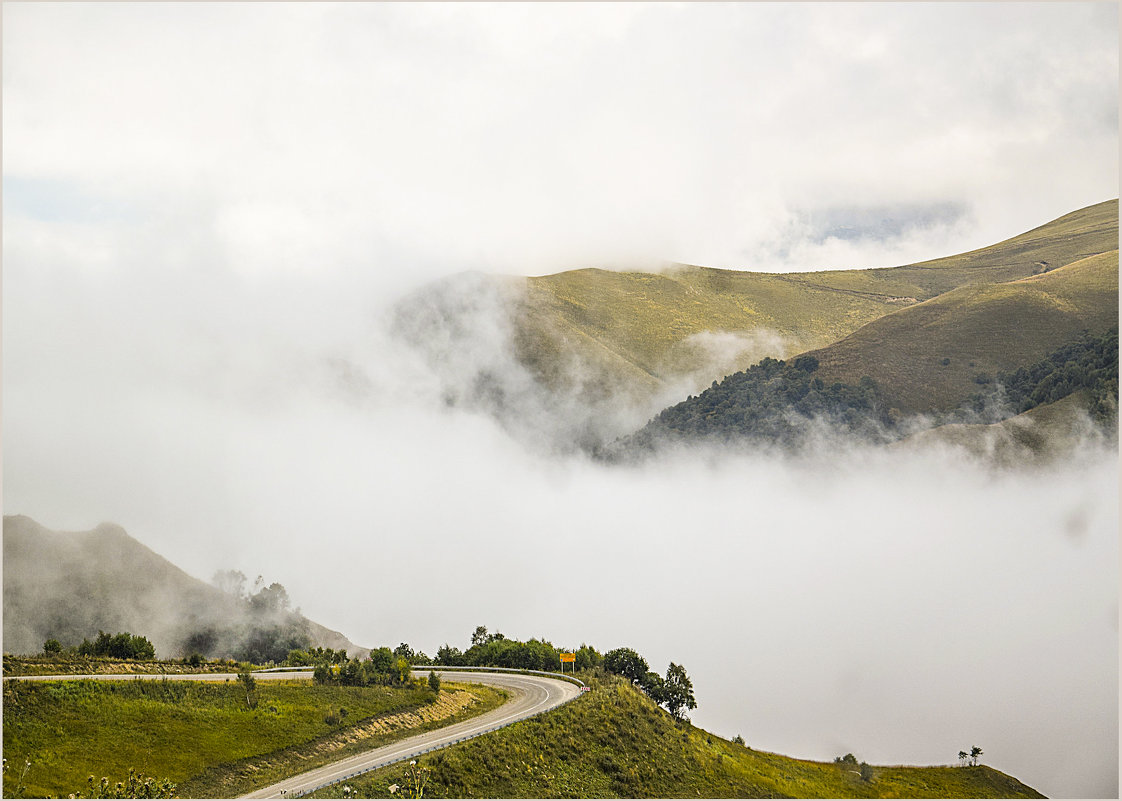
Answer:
[[309, 690, 478, 755]]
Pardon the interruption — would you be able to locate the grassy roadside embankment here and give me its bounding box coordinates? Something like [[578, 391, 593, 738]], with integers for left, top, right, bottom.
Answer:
[[2, 654, 245, 676], [2, 677, 505, 798], [311, 673, 1044, 799]]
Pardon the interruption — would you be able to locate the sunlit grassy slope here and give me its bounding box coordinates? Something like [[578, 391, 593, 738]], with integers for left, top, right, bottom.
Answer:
[[804, 249, 1119, 412], [312, 674, 1044, 799], [509, 200, 1117, 402], [1, 678, 503, 799]]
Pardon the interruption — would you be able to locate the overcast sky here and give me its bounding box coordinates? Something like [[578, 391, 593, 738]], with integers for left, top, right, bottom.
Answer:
[[4, 2, 1117, 285], [3, 4, 1118, 799]]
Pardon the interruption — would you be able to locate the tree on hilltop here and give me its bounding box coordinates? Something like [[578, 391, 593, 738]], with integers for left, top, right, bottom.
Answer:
[[662, 662, 697, 721], [603, 647, 649, 684]]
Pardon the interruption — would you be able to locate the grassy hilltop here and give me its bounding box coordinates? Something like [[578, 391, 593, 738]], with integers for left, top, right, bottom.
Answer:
[[805, 249, 1119, 413], [312, 674, 1044, 799], [508, 199, 1118, 404], [395, 199, 1117, 452]]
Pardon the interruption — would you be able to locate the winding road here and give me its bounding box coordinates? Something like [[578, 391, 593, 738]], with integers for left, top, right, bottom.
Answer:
[[4, 668, 583, 799]]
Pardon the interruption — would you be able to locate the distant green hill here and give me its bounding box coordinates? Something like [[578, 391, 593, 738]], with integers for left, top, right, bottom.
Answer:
[[310, 673, 1044, 799], [609, 324, 1117, 458], [2, 516, 366, 662], [805, 250, 1118, 413], [395, 200, 1118, 445], [511, 200, 1117, 404]]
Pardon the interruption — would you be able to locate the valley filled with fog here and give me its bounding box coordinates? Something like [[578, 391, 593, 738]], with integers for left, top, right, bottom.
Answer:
[[5, 4, 1117, 798], [4, 272, 1116, 798]]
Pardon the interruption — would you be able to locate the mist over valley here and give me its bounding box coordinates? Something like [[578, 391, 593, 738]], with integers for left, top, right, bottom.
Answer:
[[6, 204, 1117, 796], [3, 4, 1118, 798]]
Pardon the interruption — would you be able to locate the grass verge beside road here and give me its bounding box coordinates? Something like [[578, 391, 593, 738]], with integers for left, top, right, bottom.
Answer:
[[2, 677, 504, 798]]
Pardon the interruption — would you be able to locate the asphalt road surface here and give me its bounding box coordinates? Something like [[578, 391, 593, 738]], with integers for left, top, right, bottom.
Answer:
[[242, 670, 582, 798], [4, 667, 583, 799]]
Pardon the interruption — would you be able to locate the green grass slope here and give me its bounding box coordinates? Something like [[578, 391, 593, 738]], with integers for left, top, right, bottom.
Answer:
[[803, 249, 1119, 413], [1, 677, 504, 798], [311, 674, 1044, 799], [510, 200, 1118, 401], [2, 515, 365, 661]]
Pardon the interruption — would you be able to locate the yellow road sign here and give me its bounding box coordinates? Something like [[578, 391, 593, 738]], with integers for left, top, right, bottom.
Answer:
[[559, 652, 576, 663]]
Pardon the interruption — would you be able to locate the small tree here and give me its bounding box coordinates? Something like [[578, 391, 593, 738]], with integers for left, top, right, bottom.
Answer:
[[732, 734, 746, 746], [436, 644, 463, 666], [237, 671, 258, 709], [859, 762, 873, 782], [661, 662, 697, 720], [394, 656, 412, 685], [958, 750, 969, 767], [639, 671, 665, 706], [428, 670, 441, 694], [43, 639, 63, 655], [369, 646, 394, 675], [602, 647, 648, 684], [970, 745, 983, 767]]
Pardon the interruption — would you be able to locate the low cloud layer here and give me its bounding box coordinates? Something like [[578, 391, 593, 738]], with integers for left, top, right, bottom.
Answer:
[[4, 267, 1117, 797], [2, 4, 1117, 799]]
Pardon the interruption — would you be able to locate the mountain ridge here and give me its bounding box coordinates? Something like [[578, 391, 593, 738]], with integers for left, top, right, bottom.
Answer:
[[2, 515, 366, 661]]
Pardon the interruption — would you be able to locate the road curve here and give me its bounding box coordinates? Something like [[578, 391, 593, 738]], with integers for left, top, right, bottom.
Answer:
[[242, 670, 582, 798], [3, 668, 582, 798]]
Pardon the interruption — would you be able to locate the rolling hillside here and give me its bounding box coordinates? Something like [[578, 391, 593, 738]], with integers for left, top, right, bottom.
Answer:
[[514, 199, 1118, 402], [805, 249, 1119, 413], [2, 515, 365, 661], [311, 674, 1044, 799], [395, 200, 1118, 447]]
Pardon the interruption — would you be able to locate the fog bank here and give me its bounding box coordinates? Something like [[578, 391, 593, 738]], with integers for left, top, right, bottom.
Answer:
[[4, 276, 1116, 797], [4, 4, 1117, 798]]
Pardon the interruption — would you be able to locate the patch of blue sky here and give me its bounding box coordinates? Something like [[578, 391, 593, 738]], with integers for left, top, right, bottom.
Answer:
[[801, 200, 969, 243], [3, 176, 141, 224]]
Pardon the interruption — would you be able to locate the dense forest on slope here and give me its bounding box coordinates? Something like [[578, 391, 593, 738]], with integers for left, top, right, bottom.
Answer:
[[611, 327, 1119, 457], [609, 356, 891, 456], [982, 326, 1118, 421]]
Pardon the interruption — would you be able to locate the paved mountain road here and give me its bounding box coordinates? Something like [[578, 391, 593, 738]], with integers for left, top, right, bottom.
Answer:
[[3, 668, 583, 798], [242, 670, 582, 798]]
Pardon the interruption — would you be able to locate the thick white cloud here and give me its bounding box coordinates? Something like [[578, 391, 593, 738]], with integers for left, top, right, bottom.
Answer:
[[3, 4, 1118, 799], [3, 2, 1117, 280]]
